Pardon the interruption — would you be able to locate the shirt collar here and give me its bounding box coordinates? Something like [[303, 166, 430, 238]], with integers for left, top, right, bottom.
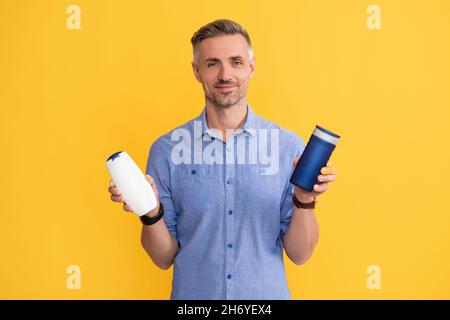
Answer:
[[194, 105, 257, 140]]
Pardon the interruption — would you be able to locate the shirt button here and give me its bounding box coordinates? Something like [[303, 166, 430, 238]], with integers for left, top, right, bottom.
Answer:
[[227, 274, 232, 280], [226, 179, 231, 185], [227, 243, 233, 248], [228, 210, 233, 215]]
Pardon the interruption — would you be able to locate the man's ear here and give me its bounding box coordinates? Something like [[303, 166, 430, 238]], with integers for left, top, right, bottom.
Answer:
[[192, 61, 202, 83], [249, 57, 256, 79]]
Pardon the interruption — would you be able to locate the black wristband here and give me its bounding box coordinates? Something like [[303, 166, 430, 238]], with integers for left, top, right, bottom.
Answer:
[[140, 202, 164, 225]]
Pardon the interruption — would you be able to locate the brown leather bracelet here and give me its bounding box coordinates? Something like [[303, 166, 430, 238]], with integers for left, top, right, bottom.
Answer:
[[292, 194, 317, 209]]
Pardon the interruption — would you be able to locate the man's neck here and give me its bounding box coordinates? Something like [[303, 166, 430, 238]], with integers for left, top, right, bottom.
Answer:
[[204, 98, 248, 142]]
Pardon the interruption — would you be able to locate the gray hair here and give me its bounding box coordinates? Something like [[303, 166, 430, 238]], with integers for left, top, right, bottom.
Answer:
[[191, 19, 254, 65]]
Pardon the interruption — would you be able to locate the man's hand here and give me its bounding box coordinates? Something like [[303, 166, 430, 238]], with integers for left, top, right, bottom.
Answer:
[[108, 174, 161, 217], [292, 158, 337, 203]]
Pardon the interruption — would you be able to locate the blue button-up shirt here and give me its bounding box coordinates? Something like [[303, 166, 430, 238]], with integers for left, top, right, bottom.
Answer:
[[146, 105, 305, 300]]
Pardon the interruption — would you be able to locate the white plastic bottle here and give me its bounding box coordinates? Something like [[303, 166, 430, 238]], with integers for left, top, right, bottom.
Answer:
[[106, 151, 157, 216]]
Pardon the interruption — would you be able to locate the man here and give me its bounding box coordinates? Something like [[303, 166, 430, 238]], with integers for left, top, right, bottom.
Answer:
[[108, 19, 337, 299]]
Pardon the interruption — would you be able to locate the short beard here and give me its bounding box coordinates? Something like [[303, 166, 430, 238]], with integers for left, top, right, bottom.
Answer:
[[209, 89, 244, 109]]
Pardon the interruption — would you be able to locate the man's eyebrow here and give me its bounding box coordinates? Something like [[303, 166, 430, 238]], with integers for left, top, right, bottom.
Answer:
[[205, 58, 220, 62], [205, 56, 244, 62]]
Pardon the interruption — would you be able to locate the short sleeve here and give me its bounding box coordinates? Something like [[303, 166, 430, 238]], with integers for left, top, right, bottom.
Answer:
[[279, 134, 306, 240], [146, 138, 178, 241]]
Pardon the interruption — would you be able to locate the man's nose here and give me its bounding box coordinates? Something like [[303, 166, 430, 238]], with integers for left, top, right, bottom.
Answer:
[[218, 64, 233, 82]]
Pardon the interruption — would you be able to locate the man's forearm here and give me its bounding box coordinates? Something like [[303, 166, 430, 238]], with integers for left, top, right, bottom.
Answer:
[[141, 218, 179, 270], [282, 206, 319, 265]]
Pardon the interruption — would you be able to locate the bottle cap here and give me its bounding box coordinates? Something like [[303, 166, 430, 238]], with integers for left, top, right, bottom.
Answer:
[[313, 126, 340, 145]]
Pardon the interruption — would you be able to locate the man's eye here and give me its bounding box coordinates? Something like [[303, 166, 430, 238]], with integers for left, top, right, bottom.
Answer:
[[207, 63, 217, 68], [233, 61, 243, 66]]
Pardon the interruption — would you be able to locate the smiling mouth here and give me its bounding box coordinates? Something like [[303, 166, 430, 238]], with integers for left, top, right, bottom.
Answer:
[[215, 85, 238, 93]]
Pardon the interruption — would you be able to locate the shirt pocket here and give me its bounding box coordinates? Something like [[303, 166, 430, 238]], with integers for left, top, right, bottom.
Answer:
[[170, 164, 224, 216]]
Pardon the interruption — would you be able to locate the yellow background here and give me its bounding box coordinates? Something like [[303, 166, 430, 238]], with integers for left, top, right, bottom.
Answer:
[[1, 0, 449, 299]]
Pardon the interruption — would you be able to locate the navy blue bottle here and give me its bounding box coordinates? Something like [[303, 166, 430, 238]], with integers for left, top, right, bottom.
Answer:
[[290, 125, 340, 192]]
